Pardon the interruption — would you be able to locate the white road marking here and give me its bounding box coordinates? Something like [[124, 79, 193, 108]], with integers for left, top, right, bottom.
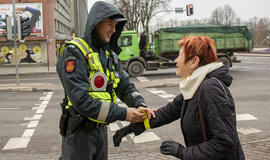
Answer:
[[236, 114, 258, 121], [41, 100, 49, 105], [120, 121, 130, 127], [2, 137, 30, 150], [35, 108, 45, 114], [146, 88, 176, 100], [27, 121, 39, 128], [3, 91, 54, 150], [0, 108, 21, 110], [32, 104, 47, 110], [109, 123, 121, 131], [149, 90, 166, 94], [137, 76, 149, 82], [0, 78, 59, 82], [46, 92, 53, 95], [132, 132, 161, 143], [146, 88, 158, 92], [159, 94, 175, 98], [22, 129, 35, 137], [237, 127, 262, 135], [24, 114, 42, 121], [39, 95, 51, 101]]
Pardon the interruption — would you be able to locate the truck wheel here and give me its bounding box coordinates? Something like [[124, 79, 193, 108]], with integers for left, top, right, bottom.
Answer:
[[219, 56, 231, 68], [128, 61, 144, 77]]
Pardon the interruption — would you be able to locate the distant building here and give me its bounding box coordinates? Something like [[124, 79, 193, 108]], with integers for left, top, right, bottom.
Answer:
[[0, 0, 88, 66]]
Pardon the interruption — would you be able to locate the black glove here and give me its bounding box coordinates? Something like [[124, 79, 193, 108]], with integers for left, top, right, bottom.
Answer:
[[113, 125, 133, 147], [160, 140, 185, 159]]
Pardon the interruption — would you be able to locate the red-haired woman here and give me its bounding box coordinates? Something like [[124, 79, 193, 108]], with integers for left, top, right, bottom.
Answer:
[[113, 35, 245, 160]]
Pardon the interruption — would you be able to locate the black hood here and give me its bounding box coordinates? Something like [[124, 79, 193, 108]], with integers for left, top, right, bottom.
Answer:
[[83, 1, 126, 54], [207, 65, 233, 87]]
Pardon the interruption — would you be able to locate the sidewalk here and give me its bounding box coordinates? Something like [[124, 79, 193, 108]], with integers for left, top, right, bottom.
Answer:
[[0, 64, 56, 76], [0, 64, 58, 92]]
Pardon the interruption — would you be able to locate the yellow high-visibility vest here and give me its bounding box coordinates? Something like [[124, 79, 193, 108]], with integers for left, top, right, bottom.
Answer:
[[59, 37, 120, 123]]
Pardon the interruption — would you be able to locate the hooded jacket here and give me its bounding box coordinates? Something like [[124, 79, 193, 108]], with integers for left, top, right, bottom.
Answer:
[[132, 65, 245, 160], [84, 1, 126, 55], [57, 1, 145, 123]]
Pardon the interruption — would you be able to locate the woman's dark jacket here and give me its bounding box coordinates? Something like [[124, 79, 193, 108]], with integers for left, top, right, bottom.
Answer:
[[132, 66, 245, 160]]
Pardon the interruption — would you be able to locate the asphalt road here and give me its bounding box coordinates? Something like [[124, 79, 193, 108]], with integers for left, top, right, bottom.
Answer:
[[0, 55, 270, 159]]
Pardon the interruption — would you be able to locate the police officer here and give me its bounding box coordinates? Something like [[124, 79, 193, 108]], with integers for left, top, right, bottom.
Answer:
[[57, 1, 155, 160]]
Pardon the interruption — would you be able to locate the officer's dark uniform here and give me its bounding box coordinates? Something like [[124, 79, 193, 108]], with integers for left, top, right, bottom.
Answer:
[[56, 1, 146, 160]]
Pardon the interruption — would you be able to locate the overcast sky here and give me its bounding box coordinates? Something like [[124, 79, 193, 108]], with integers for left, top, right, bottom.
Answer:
[[88, 0, 270, 22]]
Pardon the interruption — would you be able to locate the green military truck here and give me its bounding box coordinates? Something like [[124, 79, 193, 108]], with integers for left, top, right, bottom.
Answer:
[[118, 25, 253, 77]]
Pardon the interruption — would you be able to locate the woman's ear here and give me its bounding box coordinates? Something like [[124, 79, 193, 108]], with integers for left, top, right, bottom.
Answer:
[[192, 56, 200, 69]]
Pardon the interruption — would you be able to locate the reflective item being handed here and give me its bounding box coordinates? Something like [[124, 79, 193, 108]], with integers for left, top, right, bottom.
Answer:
[[137, 107, 157, 120], [160, 140, 185, 159]]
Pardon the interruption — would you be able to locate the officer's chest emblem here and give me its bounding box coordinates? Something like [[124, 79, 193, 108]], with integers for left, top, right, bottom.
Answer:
[[65, 61, 75, 72], [90, 72, 108, 91]]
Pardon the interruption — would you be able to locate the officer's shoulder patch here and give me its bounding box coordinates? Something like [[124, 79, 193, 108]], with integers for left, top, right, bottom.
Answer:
[[65, 60, 75, 73], [65, 56, 76, 73]]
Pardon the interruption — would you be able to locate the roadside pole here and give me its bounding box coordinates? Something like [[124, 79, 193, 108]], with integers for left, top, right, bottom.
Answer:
[[46, 0, 49, 71], [12, 0, 20, 86]]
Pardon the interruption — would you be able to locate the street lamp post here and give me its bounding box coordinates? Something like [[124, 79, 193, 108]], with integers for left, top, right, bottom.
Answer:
[[12, 0, 20, 86]]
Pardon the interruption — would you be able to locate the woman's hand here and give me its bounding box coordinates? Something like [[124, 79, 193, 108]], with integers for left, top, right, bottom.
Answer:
[[137, 107, 157, 121]]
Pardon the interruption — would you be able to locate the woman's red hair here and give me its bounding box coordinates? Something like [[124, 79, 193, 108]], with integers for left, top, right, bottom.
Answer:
[[178, 36, 219, 66]]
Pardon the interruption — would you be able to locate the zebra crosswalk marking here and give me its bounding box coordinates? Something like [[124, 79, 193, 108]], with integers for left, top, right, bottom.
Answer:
[[132, 132, 161, 143], [109, 123, 121, 131], [3, 92, 54, 150], [237, 127, 262, 135], [137, 76, 149, 82], [146, 88, 176, 100], [236, 114, 258, 121]]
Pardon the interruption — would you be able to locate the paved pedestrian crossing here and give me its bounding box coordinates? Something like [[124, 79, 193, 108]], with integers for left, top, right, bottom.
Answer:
[[2, 92, 54, 150], [109, 84, 263, 145]]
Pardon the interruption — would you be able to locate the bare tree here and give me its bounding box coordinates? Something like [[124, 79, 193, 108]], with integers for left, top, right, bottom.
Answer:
[[244, 17, 259, 44], [210, 7, 224, 25], [255, 18, 270, 46], [223, 4, 237, 25], [209, 4, 238, 26], [112, 0, 141, 31], [235, 17, 242, 26], [112, 0, 169, 32], [140, 0, 169, 32]]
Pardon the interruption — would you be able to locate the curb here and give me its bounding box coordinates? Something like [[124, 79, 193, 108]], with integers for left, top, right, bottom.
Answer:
[[0, 72, 57, 76], [235, 53, 270, 57], [0, 87, 53, 92], [145, 82, 178, 88], [0, 71, 57, 76], [138, 78, 179, 89]]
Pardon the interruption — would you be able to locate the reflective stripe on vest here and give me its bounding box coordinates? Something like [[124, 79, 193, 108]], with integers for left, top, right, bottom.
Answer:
[[62, 37, 120, 123]]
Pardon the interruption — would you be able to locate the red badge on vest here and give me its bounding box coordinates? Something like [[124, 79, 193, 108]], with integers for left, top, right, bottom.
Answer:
[[65, 61, 75, 72], [90, 72, 107, 91]]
